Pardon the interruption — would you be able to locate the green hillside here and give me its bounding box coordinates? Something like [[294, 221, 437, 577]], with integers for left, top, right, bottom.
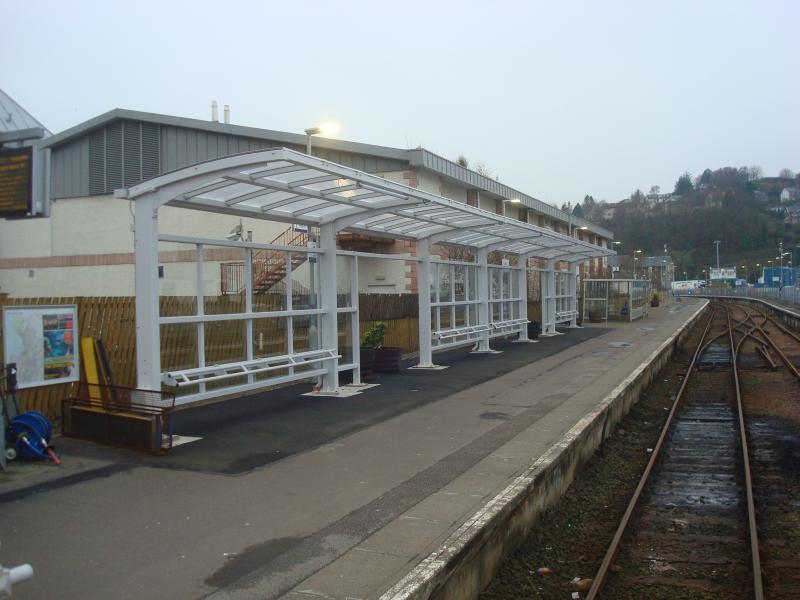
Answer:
[[583, 168, 800, 280]]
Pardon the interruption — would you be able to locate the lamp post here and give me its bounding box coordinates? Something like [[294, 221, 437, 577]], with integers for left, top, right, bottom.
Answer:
[[633, 250, 644, 279], [304, 122, 339, 155], [503, 197, 521, 218], [611, 241, 621, 279], [713, 240, 721, 271]]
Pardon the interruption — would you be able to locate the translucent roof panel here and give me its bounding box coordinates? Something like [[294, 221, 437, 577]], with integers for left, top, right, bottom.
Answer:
[[119, 147, 614, 262]]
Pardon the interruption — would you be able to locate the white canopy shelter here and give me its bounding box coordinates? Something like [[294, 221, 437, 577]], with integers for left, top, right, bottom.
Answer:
[[117, 148, 613, 405]]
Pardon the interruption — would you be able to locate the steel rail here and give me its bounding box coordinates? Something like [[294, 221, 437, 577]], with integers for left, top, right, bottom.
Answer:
[[584, 306, 716, 600], [746, 308, 800, 381], [727, 307, 765, 600]]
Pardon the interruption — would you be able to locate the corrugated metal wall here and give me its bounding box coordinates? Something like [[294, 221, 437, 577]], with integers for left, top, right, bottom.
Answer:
[[50, 137, 89, 198], [50, 120, 408, 199]]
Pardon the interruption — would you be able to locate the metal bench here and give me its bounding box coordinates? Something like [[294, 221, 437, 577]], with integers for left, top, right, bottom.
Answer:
[[555, 310, 578, 322], [490, 318, 530, 330], [433, 324, 492, 340], [161, 348, 340, 388]]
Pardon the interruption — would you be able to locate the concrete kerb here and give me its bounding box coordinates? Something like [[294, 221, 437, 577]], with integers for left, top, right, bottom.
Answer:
[[379, 299, 709, 600]]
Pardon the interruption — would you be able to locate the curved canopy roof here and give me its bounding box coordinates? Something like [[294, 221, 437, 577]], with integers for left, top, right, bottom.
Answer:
[[117, 147, 613, 262]]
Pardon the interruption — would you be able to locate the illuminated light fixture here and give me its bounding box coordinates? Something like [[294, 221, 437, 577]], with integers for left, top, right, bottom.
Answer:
[[305, 122, 340, 154]]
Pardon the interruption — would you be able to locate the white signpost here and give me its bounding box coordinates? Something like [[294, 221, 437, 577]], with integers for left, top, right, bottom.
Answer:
[[2, 305, 79, 389]]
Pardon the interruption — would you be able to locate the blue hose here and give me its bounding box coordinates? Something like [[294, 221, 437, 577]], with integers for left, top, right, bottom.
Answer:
[[9, 411, 53, 460]]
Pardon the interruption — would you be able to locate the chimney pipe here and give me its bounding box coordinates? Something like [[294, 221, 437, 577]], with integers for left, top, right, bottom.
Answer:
[[211, 100, 218, 122], [223, 104, 230, 124]]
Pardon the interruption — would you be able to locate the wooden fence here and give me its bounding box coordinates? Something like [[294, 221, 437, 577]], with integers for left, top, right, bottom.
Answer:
[[0, 294, 421, 420], [1, 292, 566, 421]]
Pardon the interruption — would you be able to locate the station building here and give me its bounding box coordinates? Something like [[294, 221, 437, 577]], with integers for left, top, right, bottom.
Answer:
[[0, 93, 613, 299]]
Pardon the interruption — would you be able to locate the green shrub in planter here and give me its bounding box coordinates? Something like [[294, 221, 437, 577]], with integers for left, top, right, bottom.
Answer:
[[362, 322, 402, 374]]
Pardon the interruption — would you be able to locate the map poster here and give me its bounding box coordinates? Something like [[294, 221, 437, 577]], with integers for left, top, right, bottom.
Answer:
[[2, 305, 80, 389]]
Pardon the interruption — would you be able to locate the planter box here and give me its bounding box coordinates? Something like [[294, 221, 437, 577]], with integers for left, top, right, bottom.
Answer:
[[374, 347, 402, 374]]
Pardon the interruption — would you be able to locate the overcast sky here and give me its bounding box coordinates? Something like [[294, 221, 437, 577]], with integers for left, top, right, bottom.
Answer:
[[2, 0, 798, 206]]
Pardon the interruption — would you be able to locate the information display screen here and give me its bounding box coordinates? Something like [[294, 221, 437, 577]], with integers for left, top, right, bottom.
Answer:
[[0, 146, 33, 217]]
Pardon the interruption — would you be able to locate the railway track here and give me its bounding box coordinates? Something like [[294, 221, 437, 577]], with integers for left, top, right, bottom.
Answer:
[[586, 301, 800, 600]]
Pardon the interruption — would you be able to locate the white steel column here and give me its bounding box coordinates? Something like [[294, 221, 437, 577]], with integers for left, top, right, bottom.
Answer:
[[542, 259, 557, 336], [244, 247, 255, 378], [318, 222, 339, 393], [514, 255, 536, 342], [350, 255, 362, 384], [416, 239, 436, 368], [568, 261, 580, 328], [195, 244, 206, 395], [475, 247, 491, 352], [134, 194, 161, 390]]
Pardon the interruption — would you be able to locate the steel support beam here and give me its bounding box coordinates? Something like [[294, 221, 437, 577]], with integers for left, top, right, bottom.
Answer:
[[514, 255, 536, 342], [415, 238, 437, 367], [475, 247, 492, 352], [318, 222, 339, 393], [542, 259, 558, 336], [134, 194, 161, 390], [568, 261, 580, 328]]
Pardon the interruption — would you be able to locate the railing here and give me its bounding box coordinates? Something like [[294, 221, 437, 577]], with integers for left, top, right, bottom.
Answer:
[[692, 286, 800, 309], [221, 261, 311, 296], [220, 225, 318, 295]]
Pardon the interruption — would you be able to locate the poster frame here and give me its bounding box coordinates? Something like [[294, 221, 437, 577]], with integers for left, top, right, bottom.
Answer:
[[2, 304, 80, 389]]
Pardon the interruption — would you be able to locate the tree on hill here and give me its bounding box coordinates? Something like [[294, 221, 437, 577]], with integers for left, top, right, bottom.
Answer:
[[572, 203, 584, 218], [674, 172, 694, 195], [779, 168, 795, 179]]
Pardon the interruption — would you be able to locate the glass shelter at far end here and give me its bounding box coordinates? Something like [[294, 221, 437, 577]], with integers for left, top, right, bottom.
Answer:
[[583, 279, 649, 323]]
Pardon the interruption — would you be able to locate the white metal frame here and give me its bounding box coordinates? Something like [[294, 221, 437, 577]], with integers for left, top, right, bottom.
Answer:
[[120, 148, 614, 404]]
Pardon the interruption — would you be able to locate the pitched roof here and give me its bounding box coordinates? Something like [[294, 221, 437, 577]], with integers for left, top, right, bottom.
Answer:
[[0, 89, 51, 136]]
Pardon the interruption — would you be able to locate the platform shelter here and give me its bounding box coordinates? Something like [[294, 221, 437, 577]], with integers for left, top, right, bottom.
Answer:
[[583, 278, 649, 323], [117, 148, 614, 406]]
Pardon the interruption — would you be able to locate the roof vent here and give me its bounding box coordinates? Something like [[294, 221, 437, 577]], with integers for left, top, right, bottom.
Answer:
[[223, 104, 230, 124], [211, 100, 218, 122]]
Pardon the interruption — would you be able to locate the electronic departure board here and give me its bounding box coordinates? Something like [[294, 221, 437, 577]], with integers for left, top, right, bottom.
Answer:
[[0, 146, 33, 217]]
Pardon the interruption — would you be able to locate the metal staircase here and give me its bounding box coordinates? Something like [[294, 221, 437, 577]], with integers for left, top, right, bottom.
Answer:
[[220, 226, 317, 295]]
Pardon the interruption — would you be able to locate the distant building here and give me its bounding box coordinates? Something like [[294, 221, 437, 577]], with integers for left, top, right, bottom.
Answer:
[[761, 266, 796, 288], [780, 187, 799, 203]]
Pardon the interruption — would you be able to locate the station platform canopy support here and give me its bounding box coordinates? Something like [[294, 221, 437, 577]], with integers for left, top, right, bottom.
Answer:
[[117, 148, 614, 406]]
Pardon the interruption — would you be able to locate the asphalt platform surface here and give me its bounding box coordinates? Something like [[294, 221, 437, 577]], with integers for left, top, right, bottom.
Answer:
[[55, 328, 607, 474]]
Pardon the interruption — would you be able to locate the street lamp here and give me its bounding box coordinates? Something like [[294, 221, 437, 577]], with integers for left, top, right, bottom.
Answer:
[[634, 249, 643, 279], [502, 197, 522, 218], [714, 240, 721, 270], [304, 122, 339, 155]]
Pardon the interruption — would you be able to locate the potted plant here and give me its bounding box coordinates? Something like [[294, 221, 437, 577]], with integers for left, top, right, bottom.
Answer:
[[650, 292, 660, 307], [363, 322, 403, 374], [358, 322, 385, 381]]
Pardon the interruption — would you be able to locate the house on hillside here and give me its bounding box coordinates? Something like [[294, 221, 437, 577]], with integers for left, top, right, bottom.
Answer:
[[780, 187, 799, 203]]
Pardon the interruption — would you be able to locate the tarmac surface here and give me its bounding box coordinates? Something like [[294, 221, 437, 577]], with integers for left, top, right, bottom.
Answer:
[[0, 299, 704, 600]]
